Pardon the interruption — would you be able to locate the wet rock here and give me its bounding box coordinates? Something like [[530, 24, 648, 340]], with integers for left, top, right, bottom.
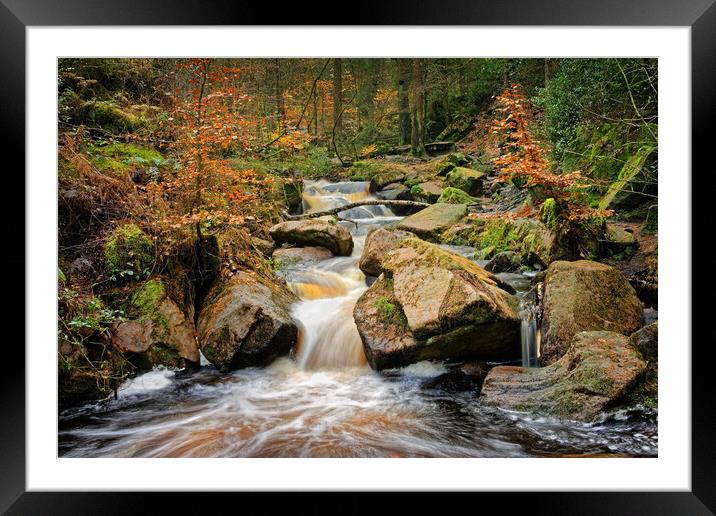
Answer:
[[445, 166, 486, 196], [198, 271, 299, 372], [354, 238, 521, 370], [358, 227, 414, 277], [273, 246, 333, 268], [423, 360, 491, 391], [541, 260, 644, 365], [629, 321, 657, 364], [270, 219, 354, 256], [481, 331, 647, 422], [485, 251, 520, 273], [396, 202, 467, 242]]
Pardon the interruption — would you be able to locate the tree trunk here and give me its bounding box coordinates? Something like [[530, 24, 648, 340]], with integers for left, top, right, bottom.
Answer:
[[397, 59, 411, 145], [544, 58, 559, 85], [332, 58, 343, 135], [410, 58, 426, 157], [274, 58, 285, 131]]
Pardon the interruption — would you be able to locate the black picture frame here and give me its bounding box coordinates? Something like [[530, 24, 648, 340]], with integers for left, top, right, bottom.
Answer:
[[3, 0, 713, 512]]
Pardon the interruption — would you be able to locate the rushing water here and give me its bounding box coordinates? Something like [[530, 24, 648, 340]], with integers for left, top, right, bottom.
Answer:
[[59, 180, 657, 458]]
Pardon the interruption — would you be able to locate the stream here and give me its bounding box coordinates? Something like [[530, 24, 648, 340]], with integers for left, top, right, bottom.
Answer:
[[59, 180, 657, 458]]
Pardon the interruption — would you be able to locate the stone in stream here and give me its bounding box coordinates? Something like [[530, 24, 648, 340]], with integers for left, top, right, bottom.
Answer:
[[272, 246, 333, 268], [395, 202, 468, 242], [480, 330, 647, 422], [269, 219, 354, 256], [354, 238, 521, 370], [358, 227, 415, 278], [111, 279, 200, 368], [540, 260, 644, 365], [484, 251, 521, 273], [198, 271, 299, 372], [376, 183, 410, 201]]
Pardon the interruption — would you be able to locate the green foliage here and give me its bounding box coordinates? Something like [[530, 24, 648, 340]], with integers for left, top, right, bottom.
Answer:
[[373, 296, 407, 328], [104, 224, 155, 281]]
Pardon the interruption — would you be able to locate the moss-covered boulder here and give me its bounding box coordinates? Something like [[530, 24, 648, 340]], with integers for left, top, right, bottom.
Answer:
[[358, 227, 414, 277], [81, 100, 143, 133], [104, 223, 154, 281], [441, 217, 559, 267], [269, 219, 353, 256], [481, 331, 647, 422], [111, 278, 199, 368], [410, 181, 444, 203], [437, 187, 477, 204], [354, 238, 521, 370], [445, 167, 486, 196], [197, 271, 299, 372], [541, 260, 644, 365], [395, 203, 467, 242], [376, 183, 410, 202]]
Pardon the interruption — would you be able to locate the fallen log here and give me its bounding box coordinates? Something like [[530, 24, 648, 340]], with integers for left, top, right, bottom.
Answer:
[[281, 199, 430, 220]]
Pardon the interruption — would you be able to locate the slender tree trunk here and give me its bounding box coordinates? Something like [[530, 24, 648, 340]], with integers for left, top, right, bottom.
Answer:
[[274, 58, 285, 131], [410, 58, 426, 157], [397, 59, 411, 145], [332, 58, 343, 135]]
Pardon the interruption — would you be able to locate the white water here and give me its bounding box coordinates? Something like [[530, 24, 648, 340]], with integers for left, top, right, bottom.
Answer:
[[59, 179, 657, 458]]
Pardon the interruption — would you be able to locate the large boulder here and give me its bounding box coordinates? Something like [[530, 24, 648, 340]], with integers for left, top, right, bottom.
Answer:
[[481, 331, 647, 422], [111, 279, 199, 368], [445, 166, 486, 196], [198, 271, 299, 371], [354, 238, 521, 370], [396, 203, 467, 242], [270, 219, 353, 256], [358, 227, 414, 277], [541, 260, 644, 365]]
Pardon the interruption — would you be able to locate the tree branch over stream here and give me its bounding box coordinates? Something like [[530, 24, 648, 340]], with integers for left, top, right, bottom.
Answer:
[[280, 199, 429, 220]]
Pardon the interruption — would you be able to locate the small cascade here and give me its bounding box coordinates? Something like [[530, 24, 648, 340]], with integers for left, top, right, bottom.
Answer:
[[519, 283, 543, 368]]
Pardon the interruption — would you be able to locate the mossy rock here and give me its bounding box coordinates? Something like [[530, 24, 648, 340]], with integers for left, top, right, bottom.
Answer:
[[104, 223, 154, 281], [481, 331, 647, 422], [445, 167, 486, 196], [81, 100, 144, 133], [438, 187, 477, 204], [410, 181, 444, 203]]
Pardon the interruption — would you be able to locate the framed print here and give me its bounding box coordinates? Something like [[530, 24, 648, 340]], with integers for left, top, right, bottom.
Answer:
[[3, 0, 714, 511]]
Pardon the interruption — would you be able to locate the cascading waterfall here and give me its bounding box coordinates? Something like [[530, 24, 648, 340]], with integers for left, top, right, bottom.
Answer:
[[286, 180, 398, 370]]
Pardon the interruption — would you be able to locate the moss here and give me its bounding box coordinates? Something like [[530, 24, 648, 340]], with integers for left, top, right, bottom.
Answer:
[[409, 184, 424, 197], [445, 167, 485, 195], [104, 223, 154, 281], [86, 142, 167, 179], [82, 100, 144, 132], [438, 187, 477, 204], [540, 198, 559, 232], [598, 145, 656, 210], [373, 296, 408, 329], [130, 279, 169, 338]]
